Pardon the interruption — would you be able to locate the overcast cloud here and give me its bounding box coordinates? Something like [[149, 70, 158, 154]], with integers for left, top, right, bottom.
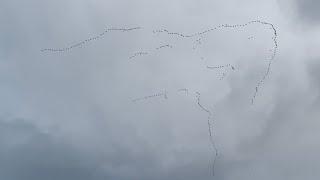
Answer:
[[293, 0, 320, 23], [0, 0, 320, 179]]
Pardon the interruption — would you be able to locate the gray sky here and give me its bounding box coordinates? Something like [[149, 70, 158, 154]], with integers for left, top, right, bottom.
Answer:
[[0, 0, 320, 179]]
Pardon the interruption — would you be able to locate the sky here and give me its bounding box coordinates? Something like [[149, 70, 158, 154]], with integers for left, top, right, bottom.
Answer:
[[0, 0, 320, 179]]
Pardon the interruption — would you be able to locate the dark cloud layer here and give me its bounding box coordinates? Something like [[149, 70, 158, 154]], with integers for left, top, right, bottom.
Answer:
[[0, 119, 99, 180], [294, 0, 320, 23]]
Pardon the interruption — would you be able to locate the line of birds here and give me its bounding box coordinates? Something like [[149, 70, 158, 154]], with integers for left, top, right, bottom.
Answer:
[[156, 44, 173, 50], [41, 27, 142, 53], [251, 22, 278, 104], [129, 44, 173, 59], [132, 90, 168, 102], [131, 89, 218, 176], [195, 92, 218, 176], [206, 63, 235, 70], [153, 20, 273, 38], [206, 63, 236, 80], [129, 51, 148, 59]]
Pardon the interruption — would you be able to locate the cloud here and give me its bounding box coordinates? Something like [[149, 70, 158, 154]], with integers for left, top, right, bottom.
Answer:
[[1, 0, 320, 179], [278, 0, 320, 25], [0, 118, 103, 180], [294, 0, 320, 24]]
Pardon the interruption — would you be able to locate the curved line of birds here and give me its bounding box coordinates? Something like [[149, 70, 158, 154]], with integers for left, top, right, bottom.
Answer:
[[131, 88, 218, 176], [152, 20, 278, 104], [195, 91, 218, 176], [132, 90, 168, 102], [40, 27, 142, 52]]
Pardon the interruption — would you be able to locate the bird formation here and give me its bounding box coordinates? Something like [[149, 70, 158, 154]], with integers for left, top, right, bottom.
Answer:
[[153, 29, 192, 38], [206, 63, 234, 69], [129, 51, 148, 59], [131, 89, 218, 176], [153, 20, 274, 38], [155, 44, 173, 50], [251, 22, 278, 104], [195, 92, 218, 176], [40, 27, 142, 53], [128, 43, 173, 59], [153, 20, 278, 104], [42, 19, 278, 176], [132, 90, 168, 102], [132, 88, 190, 103], [206, 64, 236, 80]]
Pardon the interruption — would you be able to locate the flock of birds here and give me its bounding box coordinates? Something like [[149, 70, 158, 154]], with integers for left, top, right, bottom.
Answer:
[[131, 88, 218, 176], [129, 44, 173, 60], [41, 19, 278, 176], [195, 91, 218, 176], [206, 63, 235, 70], [152, 20, 278, 104], [40, 27, 142, 52], [206, 63, 236, 80], [131, 90, 168, 102], [129, 51, 149, 59]]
